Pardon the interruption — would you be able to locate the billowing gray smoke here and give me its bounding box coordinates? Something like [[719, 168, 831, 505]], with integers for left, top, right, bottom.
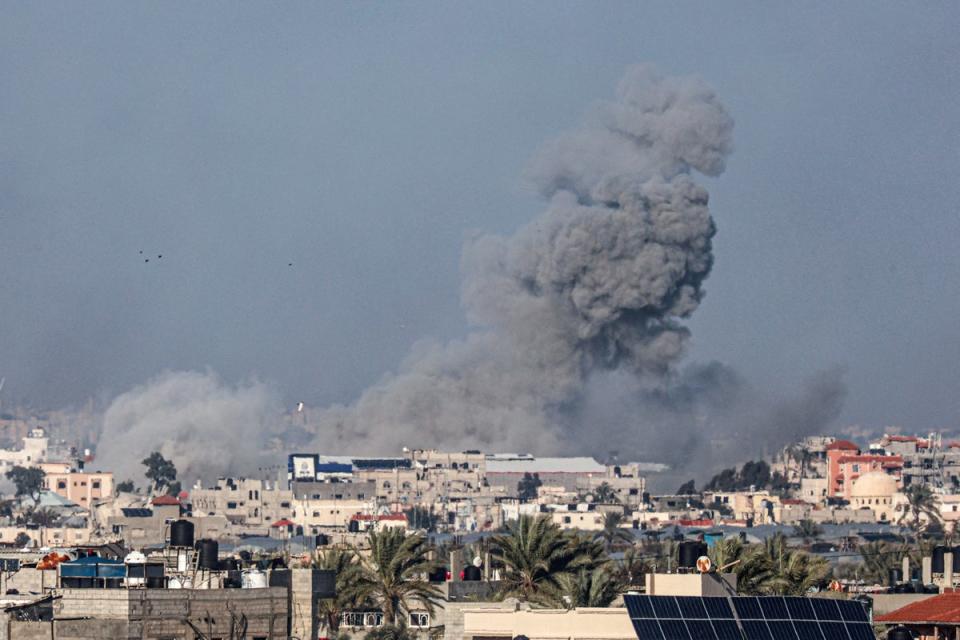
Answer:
[[96, 370, 280, 486], [313, 65, 758, 461]]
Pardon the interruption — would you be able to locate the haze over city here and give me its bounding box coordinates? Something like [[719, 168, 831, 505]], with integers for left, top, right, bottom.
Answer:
[[2, 3, 959, 484]]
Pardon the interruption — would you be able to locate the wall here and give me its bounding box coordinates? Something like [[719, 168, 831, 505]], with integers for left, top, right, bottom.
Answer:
[[463, 607, 635, 640]]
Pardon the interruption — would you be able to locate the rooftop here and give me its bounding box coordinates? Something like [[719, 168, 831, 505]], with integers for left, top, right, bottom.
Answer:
[[826, 440, 860, 452], [485, 456, 605, 474], [875, 592, 960, 624]]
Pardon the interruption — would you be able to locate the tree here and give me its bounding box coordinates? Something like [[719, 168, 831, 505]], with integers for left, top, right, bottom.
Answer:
[[677, 479, 696, 495], [704, 468, 737, 492], [26, 508, 61, 528], [614, 546, 651, 589], [116, 480, 135, 494], [554, 565, 624, 609], [314, 548, 365, 635], [792, 519, 823, 541], [596, 512, 634, 550], [490, 515, 597, 605], [5, 466, 44, 502], [591, 482, 618, 504], [898, 484, 941, 533], [858, 541, 912, 586], [517, 473, 542, 503], [142, 452, 178, 495], [348, 528, 442, 626], [363, 624, 418, 640], [751, 533, 830, 595], [13, 532, 31, 548]]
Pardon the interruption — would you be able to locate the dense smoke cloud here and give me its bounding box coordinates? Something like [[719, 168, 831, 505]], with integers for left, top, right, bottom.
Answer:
[[96, 370, 279, 486], [311, 65, 765, 462]]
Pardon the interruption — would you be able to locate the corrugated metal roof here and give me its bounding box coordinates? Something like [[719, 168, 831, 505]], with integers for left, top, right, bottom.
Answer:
[[485, 457, 605, 474]]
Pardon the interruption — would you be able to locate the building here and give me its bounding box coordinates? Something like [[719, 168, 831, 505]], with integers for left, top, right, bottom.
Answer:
[[875, 591, 960, 640], [848, 471, 899, 522], [463, 606, 636, 640], [41, 467, 114, 508], [0, 428, 48, 473]]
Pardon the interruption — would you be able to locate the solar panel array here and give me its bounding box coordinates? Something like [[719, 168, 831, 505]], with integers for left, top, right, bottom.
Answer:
[[624, 595, 875, 640]]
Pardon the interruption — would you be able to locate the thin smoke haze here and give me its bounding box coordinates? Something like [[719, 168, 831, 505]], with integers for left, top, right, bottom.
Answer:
[[93, 65, 845, 486]]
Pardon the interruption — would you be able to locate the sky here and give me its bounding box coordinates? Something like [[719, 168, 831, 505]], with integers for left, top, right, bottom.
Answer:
[[1, 2, 959, 437]]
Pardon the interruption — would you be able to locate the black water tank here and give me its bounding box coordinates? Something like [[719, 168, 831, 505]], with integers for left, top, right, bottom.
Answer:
[[933, 546, 947, 573], [195, 539, 219, 570], [170, 520, 195, 548], [428, 566, 447, 583], [463, 565, 482, 581], [224, 570, 242, 588], [678, 541, 708, 568], [238, 550, 252, 563], [887, 627, 913, 640], [888, 568, 902, 586], [219, 557, 240, 572], [316, 533, 330, 547]]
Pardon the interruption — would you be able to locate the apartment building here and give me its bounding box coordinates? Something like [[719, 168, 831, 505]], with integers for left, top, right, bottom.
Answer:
[[41, 466, 113, 507], [189, 477, 293, 531]]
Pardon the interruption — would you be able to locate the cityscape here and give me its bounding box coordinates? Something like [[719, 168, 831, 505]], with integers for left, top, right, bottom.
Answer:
[[1, 3, 957, 640]]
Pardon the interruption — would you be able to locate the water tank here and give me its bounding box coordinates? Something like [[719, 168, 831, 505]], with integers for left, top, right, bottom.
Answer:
[[678, 541, 708, 568], [428, 566, 448, 583], [195, 539, 219, 570], [170, 520, 195, 548], [888, 567, 903, 586], [463, 565, 482, 581], [241, 569, 267, 589], [124, 551, 147, 587], [219, 557, 240, 572], [953, 546, 960, 573], [168, 576, 193, 589], [316, 533, 330, 547], [887, 627, 913, 640], [933, 546, 947, 573]]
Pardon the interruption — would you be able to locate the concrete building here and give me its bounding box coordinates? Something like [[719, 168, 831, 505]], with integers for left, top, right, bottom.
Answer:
[[463, 606, 636, 640], [107, 498, 228, 548], [41, 468, 113, 508], [0, 428, 48, 474], [848, 471, 899, 522]]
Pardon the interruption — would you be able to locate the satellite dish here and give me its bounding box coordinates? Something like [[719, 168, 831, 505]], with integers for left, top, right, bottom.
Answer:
[[696, 556, 712, 573], [473, 556, 483, 568]]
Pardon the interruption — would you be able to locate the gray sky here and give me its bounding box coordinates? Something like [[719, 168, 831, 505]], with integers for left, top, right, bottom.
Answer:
[[2, 2, 958, 434]]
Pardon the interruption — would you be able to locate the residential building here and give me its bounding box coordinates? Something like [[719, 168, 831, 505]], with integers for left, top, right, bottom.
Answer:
[[41, 468, 113, 508]]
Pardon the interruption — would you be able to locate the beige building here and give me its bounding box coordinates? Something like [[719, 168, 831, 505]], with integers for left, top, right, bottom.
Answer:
[[42, 468, 114, 508], [0, 428, 49, 474], [463, 607, 635, 640], [190, 477, 293, 532], [290, 498, 375, 530], [706, 490, 781, 524], [849, 471, 899, 522]]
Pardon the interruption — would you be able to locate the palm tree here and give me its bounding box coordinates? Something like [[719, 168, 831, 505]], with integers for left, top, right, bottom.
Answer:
[[363, 624, 418, 640], [750, 533, 830, 595], [858, 541, 911, 586], [596, 512, 634, 550], [709, 537, 774, 595], [614, 546, 651, 590], [553, 565, 624, 609], [591, 482, 619, 504], [313, 547, 364, 635], [349, 528, 443, 626], [792, 519, 823, 541], [899, 484, 941, 533], [489, 515, 589, 605]]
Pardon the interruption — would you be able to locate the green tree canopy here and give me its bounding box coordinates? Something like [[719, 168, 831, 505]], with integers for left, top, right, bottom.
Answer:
[[5, 466, 44, 501], [141, 452, 178, 495], [517, 473, 542, 502]]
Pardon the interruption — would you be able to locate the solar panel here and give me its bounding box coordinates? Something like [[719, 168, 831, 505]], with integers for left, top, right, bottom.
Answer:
[[837, 600, 869, 623], [676, 596, 709, 619], [627, 595, 655, 619], [711, 620, 742, 640], [811, 598, 843, 621], [632, 618, 665, 640], [685, 619, 716, 639], [785, 597, 817, 621], [623, 594, 873, 640], [733, 597, 763, 620], [844, 623, 875, 640], [653, 597, 682, 619], [703, 597, 735, 619], [659, 618, 690, 640], [741, 619, 774, 640]]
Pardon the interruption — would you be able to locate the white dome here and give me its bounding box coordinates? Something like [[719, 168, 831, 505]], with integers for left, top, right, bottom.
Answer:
[[851, 472, 898, 498]]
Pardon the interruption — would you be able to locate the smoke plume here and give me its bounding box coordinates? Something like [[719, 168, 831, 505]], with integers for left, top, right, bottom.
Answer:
[[96, 370, 279, 486], [311, 65, 776, 463]]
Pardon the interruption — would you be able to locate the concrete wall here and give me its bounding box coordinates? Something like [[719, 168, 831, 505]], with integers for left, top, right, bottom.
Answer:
[[53, 587, 288, 639]]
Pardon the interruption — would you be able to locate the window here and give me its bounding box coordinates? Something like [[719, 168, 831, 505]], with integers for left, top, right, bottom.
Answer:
[[410, 612, 429, 627], [281, 501, 290, 508], [563, 516, 571, 524], [313, 511, 320, 517], [357, 494, 365, 500], [92, 481, 101, 489], [852, 464, 860, 473], [334, 494, 343, 500], [57, 481, 67, 490], [227, 502, 238, 509]]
